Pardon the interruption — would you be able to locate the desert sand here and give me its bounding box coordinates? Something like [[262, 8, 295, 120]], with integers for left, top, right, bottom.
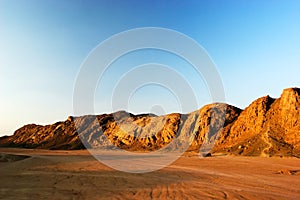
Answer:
[[0, 148, 300, 200]]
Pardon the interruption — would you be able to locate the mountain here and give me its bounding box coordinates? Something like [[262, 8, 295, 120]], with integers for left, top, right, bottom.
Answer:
[[213, 88, 300, 156], [0, 88, 299, 157]]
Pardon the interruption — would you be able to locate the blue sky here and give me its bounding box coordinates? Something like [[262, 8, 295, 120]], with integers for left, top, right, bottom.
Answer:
[[1, 0, 300, 136]]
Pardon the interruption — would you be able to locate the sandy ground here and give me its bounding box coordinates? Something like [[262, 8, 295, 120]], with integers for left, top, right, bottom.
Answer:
[[0, 148, 300, 200]]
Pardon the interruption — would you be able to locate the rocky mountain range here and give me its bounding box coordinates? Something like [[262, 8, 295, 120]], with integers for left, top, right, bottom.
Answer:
[[1, 88, 300, 157]]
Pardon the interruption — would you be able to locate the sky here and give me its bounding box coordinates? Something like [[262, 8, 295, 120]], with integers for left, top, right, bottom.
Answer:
[[1, 0, 300, 136]]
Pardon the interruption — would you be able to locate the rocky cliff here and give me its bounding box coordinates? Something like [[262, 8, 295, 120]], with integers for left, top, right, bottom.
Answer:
[[0, 88, 299, 157]]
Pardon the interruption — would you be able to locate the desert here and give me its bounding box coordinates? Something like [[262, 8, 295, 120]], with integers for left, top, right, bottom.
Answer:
[[0, 148, 299, 200], [2, 1, 300, 199], [1, 88, 300, 199]]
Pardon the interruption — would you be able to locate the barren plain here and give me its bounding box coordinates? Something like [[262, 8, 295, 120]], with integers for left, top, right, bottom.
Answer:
[[1, 148, 300, 200]]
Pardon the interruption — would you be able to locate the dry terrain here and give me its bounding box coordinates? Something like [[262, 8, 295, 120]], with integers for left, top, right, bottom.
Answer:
[[0, 148, 300, 200], [1, 88, 300, 158], [1, 88, 300, 199]]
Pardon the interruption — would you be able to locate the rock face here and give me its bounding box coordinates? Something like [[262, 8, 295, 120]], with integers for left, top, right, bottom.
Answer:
[[0, 117, 83, 150], [0, 88, 300, 157], [214, 88, 300, 157]]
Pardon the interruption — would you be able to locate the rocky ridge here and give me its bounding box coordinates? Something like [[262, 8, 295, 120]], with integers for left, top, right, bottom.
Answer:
[[0, 88, 300, 157]]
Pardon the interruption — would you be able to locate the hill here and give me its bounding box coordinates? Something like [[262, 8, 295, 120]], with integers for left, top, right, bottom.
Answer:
[[1, 88, 299, 157]]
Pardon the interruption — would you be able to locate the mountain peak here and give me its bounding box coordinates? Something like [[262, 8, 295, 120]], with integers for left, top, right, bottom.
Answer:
[[1, 87, 300, 157], [279, 87, 300, 109], [281, 87, 300, 99], [282, 87, 300, 93]]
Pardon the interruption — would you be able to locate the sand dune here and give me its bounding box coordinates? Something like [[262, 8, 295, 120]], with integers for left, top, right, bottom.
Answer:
[[0, 148, 299, 200]]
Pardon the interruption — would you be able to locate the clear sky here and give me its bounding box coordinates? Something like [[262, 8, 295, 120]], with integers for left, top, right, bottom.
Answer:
[[1, 0, 300, 136]]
